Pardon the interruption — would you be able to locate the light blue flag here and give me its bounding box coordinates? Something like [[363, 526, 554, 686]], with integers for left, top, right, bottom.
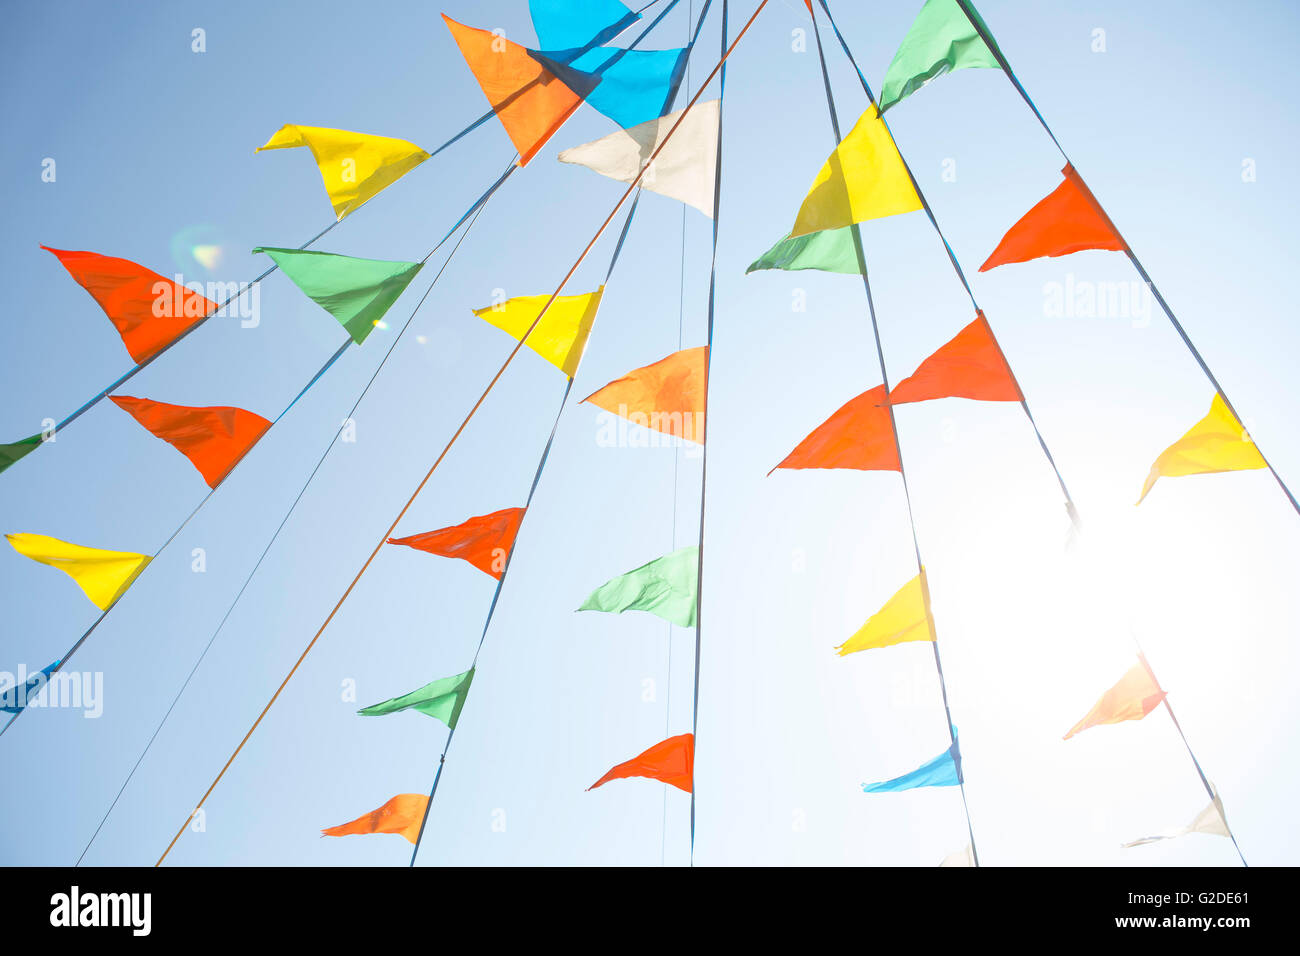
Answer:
[[530, 0, 639, 52], [565, 47, 689, 129], [0, 660, 60, 715], [862, 732, 961, 793]]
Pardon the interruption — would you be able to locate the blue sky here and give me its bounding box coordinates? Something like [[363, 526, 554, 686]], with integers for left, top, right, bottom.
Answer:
[[2, 0, 1297, 866]]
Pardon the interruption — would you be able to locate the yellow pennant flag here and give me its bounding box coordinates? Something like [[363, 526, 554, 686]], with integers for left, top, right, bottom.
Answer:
[[6, 532, 151, 611], [1138, 394, 1267, 504], [474, 287, 605, 379], [791, 104, 922, 238], [256, 125, 430, 220], [836, 570, 934, 657]]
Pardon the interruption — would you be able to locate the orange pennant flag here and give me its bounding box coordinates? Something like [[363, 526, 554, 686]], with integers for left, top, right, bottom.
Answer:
[[443, 16, 591, 166], [980, 165, 1127, 272], [772, 384, 900, 473], [589, 733, 694, 793], [43, 246, 218, 364], [388, 507, 526, 580], [321, 793, 429, 844], [889, 312, 1021, 405], [1064, 657, 1166, 740], [110, 396, 271, 489], [582, 346, 707, 443]]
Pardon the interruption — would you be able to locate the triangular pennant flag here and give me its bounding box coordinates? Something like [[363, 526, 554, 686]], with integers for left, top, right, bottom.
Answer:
[[110, 396, 271, 489], [321, 793, 429, 844], [529, 0, 639, 51], [863, 733, 961, 792], [837, 570, 934, 656], [256, 125, 429, 221], [253, 247, 422, 345], [358, 668, 475, 730], [388, 507, 526, 580], [879, 0, 1002, 113], [1138, 394, 1267, 504], [939, 844, 976, 867], [0, 660, 60, 715], [6, 532, 150, 611], [980, 164, 1126, 271], [589, 733, 694, 792], [888, 312, 1020, 405], [0, 435, 43, 477], [772, 384, 900, 473], [1063, 658, 1166, 740], [443, 16, 595, 166], [42, 246, 218, 364], [558, 100, 721, 217], [578, 545, 699, 627], [582, 346, 707, 443], [474, 288, 604, 378], [747, 227, 863, 276], [791, 104, 922, 237], [1122, 787, 1231, 848], [558, 47, 689, 129]]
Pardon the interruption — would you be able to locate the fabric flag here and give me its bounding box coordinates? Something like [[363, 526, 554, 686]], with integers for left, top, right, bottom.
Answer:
[[253, 247, 422, 345], [582, 346, 707, 443], [1122, 788, 1231, 848], [1063, 658, 1166, 740], [5, 533, 150, 611], [110, 396, 271, 489], [980, 164, 1126, 271], [578, 546, 698, 628], [0, 660, 60, 715], [863, 734, 961, 792], [879, 0, 1002, 113], [939, 844, 976, 867], [558, 100, 721, 217], [321, 793, 429, 844], [589, 733, 694, 792], [790, 104, 922, 237], [0, 435, 43, 476], [529, 0, 639, 51], [772, 384, 900, 473], [256, 125, 430, 221], [559, 47, 689, 130], [888, 312, 1020, 405], [388, 507, 526, 580], [747, 227, 862, 276], [474, 288, 604, 378], [1138, 394, 1267, 504], [443, 16, 598, 167], [358, 668, 475, 730], [42, 246, 218, 364], [837, 571, 933, 657]]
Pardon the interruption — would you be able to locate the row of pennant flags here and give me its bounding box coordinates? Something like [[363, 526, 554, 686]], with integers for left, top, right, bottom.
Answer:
[[0, 0, 1257, 860]]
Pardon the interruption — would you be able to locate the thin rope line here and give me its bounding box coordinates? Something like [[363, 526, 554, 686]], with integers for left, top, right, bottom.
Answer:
[[808, 4, 978, 865], [155, 10, 768, 867]]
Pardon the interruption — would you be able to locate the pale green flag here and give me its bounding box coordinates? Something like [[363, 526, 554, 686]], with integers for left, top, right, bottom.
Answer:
[[578, 546, 699, 628], [879, 0, 1002, 113], [254, 247, 423, 345], [747, 228, 862, 276], [358, 668, 474, 729]]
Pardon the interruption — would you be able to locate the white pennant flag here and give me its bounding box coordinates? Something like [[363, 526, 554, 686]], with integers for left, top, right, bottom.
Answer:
[[558, 99, 720, 217], [1122, 787, 1231, 848], [939, 844, 975, 867]]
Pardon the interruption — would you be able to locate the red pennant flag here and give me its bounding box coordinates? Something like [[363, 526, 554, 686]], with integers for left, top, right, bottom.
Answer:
[[979, 165, 1126, 272], [110, 396, 271, 488], [388, 507, 526, 580], [589, 733, 694, 793], [1064, 657, 1166, 740], [772, 384, 900, 474], [888, 312, 1021, 405], [42, 246, 218, 363]]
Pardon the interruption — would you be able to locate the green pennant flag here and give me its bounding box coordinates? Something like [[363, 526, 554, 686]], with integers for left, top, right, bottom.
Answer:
[[0, 435, 43, 476], [578, 546, 699, 628], [357, 668, 474, 729], [879, 0, 1002, 113], [254, 247, 423, 345], [747, 228, 863, 276]]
